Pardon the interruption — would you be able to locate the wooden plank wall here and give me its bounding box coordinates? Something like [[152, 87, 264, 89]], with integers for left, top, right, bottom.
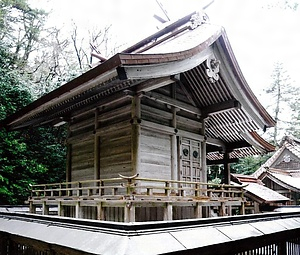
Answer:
[[67, 99, 134, 182], [140, 129, 171, 180], [71, 138, 94, 181], [100, 123, 132, 179]]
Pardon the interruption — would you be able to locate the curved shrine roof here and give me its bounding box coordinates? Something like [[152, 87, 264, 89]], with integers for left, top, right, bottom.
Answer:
[[0, 11, 275, 158]]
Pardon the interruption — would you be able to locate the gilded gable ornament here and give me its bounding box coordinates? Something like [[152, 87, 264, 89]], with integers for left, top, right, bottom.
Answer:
[[206, 55, 221, 83]]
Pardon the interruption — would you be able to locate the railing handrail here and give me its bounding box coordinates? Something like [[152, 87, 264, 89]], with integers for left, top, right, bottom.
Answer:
[[30, 176, 245, 190]]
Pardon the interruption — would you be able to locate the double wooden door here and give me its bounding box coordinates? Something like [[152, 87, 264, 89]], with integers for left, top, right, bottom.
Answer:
[[180, 137, 202, 183]]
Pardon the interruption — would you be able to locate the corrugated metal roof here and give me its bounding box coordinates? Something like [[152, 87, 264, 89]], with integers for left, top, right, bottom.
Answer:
[[1, 211, 300, 254]]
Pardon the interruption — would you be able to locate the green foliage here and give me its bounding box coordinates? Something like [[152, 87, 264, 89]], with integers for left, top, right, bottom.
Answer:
[[0, 31, 66, 205], [231, 154, 272, 175], [0, 0, 47, 66]]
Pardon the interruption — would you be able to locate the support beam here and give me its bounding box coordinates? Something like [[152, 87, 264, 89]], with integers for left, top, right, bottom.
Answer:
[[202, 99, 241, 117], [143, 91, 201, 115], [136, 77, 174, 93]]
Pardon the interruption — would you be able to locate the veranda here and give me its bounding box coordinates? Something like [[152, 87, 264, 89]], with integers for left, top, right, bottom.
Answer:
[[28, 175, 245, 222]]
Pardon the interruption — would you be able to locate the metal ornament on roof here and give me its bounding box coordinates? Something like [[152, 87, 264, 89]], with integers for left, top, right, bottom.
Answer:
[[189, 11, 209, 29], [206, 54, 221, 83]]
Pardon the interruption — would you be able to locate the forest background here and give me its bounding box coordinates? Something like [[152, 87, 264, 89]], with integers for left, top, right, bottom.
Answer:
[[0, 0, 299, 204]]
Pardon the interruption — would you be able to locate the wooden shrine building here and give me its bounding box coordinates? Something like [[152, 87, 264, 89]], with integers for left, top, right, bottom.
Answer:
[[253, 136, 300, 205], [1, 11, 275, 222]]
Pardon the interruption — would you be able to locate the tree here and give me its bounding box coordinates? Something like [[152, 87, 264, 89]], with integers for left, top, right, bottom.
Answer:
[[231, 154, 272, 175], [0, 0, 47, 67], [264, 62, 297, 145], [286, 100, 300, 138], [0, 1, 67, 204]]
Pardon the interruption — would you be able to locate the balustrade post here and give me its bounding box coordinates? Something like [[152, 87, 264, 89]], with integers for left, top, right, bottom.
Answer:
[[97, 203, 105, 220], [42, 201, 49, 215], [195, 203, 202, 218], [124, 202, 135, 223], [77, 182, 82, 197], [29, 201, 36, 214], [100, 180, 104, 196], [59, 183, 62, 197], [58, 202, 64, 217], [75, 202, 83, 218], [165, 182, 170, 196], [195, 183, 200, 197], [164, 202, 173, 221]]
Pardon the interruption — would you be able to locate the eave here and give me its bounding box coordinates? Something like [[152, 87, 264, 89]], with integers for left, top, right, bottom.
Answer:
[[0, 12, 275, 158]]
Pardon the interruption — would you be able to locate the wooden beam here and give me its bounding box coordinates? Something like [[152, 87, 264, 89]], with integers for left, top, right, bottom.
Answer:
[[136, 77, 175, 93], [143, 91, 201, 115], [202, 99, 241, 118], [206, 137, 226, 150], [207, 158, 239, 165]]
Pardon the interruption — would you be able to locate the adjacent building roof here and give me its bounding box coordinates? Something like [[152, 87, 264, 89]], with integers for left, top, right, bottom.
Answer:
[[253, 136, 300, 179], [0, 11, 275, 158], [231, 173, 289, 204], [1, 211, 300, 255]]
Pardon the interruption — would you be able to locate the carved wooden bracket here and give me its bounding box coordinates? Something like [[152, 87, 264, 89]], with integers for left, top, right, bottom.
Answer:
[[206, 55, 221, 83]]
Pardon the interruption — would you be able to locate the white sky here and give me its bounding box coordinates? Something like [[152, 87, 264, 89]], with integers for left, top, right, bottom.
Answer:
[[30, 0, 300, 103]]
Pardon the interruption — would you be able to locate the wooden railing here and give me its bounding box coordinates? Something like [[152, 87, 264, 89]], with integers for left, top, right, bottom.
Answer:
[[29, 175, 244, 201], [28, 175, 246, 222]]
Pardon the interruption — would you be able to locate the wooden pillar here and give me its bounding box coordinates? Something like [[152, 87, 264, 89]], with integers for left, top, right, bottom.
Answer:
[[194, 203, 202, 218], [124, 202, 135, 223], [97, 203, 105, 220], [164, 203, 173, 221], [219, 202, 226, 216], [75, 202, 82, 218], [171, 110, 178, 185], [131, 95, 141, 175], [201, 118, 207, 183], [42, 201, 49, 215], [94, 109, 100, 181], [171, 84, 178, 186], [223, 151, 231, 184], [29, 201, 36, 214], [58, 202, 64, 217], [66, 144, 72, 183], [201, 118, 208, 218]]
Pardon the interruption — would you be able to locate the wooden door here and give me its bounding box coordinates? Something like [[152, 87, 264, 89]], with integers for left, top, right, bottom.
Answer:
[[180, 138, 202, 184]]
